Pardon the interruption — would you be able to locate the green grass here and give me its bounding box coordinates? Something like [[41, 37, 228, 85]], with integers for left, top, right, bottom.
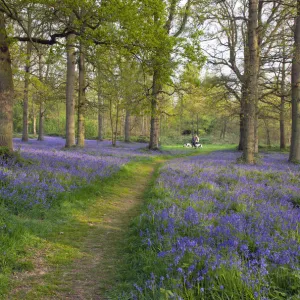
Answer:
[[161, 144, 236, 151], [258, 144, 290, 153]]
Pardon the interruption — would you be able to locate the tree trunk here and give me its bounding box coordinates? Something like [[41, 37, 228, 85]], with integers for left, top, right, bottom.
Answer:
[[280, 104, 286, 150], [77, 42, 85, 147], [109, 99, 119, 147], [37, 54, 44, 141], [254, 112, 259, 153], [289, 1, 300, 162], [114, 104, 120, 147], [65, 31, 76, 148], [265, 124, 271, 148], [243, 0, 259, 164], [220, 118, 227, 139], [280, 55, 286, 150], [238, 96, 245, 151], [22, 40, 32, 142], [124, 109, 130, 142], [97, 90, 104, 141], [0, 12, 14, 151], [32, 98, 36, 135], [149, 70, 160, 150], [22, 9, 32, 142], [37, 102, 44, 141], [109, 99, 114, 147], [238, 110, 244, 150], [33, 114, 36, 135]]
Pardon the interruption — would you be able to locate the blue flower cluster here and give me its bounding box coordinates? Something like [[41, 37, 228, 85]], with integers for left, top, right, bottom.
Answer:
[[134, 152, 300, 299], [0, 138, 130, 212]]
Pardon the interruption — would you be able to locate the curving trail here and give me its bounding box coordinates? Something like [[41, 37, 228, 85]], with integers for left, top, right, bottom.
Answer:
[[9, 159, 163, 300], [57, 161, 159, 300]]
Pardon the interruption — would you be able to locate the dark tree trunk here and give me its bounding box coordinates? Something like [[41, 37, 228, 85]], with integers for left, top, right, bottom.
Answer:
[[0, 12, 14, 151], [22, 40, 32, 142], [37, 102, 44, 141], [266, 128, 271, 148], [263, 119, 271, 147], [243, 0, 259, 164], [149, 70, 160, 150], [98, 91, 104, 141], [220, 118, 227, 139], [254, 112, 259, 153], [280, 104, 286, 150], [124, 109, 130, 142], [37, 54, 44, 141], [238, 82, 248, 151], [65, 31, 76, 148], [289, 1, 300, 162], [32, 97, 36, 135], [280, 55, 286, 150], [77, 42, 86, 147], [238, 101, 244, 150]]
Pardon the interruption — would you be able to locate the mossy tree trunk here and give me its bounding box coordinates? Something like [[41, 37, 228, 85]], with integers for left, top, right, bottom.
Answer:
[[289, 0, 300, 162], [280, 55, 286, 150], [0, 12, 14, 151], [124, 109, 130, 142], [149, 69, 161, 150], [65, 31, 76, 148], [243, 0, 259, 164], [22, 10, 32, 142], [98, 90, 104, 142], [77, 41, 86, 147]]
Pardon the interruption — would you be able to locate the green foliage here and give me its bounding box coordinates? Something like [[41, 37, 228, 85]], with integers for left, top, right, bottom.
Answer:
[[0, 147, 11, 158]]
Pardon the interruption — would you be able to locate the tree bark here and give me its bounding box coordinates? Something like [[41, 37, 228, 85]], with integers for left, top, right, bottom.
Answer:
[[289, 0, 300, 162], [22, 40, 32, 142], [280, 54, 286, 150], [220, 118, 227, 139], [254, 112, 259, 153], [280, 101, 286, 149], [0, 12, 14, 151], [22, 9, 32, 142], [97, 90, 104, 141], [77, 42, 86, 147], [37, 102, 44, 141], [263, 119, 271, 148], [109, 98, 119, 147], [124, 109, 130, 142], [149, 69, 160, 150], [31, 98, 36, 135], [243, 0, 259, 164], [37, 54, 44, 141], [238, 93, 245, 150], [65, 31, 76, 148]]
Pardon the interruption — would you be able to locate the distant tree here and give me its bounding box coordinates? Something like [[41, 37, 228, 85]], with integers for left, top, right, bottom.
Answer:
[[21, 8, 33, 142]]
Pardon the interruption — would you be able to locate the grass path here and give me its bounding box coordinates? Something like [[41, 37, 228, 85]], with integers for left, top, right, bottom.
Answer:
[[9, 159, 164, 299]]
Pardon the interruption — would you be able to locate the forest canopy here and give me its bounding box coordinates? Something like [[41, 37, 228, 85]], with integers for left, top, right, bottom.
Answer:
[[0, 0, 298, 163]]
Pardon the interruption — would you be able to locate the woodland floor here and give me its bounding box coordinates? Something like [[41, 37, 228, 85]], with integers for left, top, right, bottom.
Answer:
[[8, 159, 163, 300]]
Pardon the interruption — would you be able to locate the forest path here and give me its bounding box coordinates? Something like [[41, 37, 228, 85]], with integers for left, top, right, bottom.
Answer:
[[9, 158, 164, 300]]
